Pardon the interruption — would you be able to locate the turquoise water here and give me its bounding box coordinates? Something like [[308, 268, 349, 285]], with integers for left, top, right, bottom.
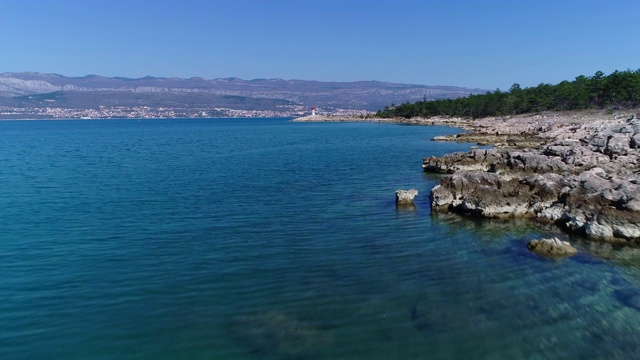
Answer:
[[2, 118, 640, 359]]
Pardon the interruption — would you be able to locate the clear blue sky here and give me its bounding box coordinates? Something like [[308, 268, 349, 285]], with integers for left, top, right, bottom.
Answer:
[[1, 0, 638, 90]]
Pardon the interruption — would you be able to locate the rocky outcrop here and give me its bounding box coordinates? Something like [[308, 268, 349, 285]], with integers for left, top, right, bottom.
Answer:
[[395, 189, 419, 204], [431, 172, 565, 217], [527, 237, 578, 258], [427, 112, 640, 244]]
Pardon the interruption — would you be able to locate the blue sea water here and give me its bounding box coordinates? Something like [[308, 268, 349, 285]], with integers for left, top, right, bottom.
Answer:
[[2, 118, 640, 359]]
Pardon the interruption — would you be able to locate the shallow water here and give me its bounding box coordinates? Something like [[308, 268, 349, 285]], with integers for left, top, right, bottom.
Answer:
[[1, 118, 640, 359]]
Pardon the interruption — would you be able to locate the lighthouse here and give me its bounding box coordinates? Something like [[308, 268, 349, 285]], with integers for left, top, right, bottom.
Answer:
[[311, 106, 316, 116]]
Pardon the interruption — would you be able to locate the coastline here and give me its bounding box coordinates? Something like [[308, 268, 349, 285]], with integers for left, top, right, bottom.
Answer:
[[422, 108, 640, 245], [11, 111, 640, 244], [299, 109, 640, 245], [291, 114, 476, 128], [291, 115, 400, 123]]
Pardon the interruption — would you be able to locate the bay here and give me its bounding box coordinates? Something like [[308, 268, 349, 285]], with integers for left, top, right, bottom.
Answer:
[[1, 118, 640, 359]]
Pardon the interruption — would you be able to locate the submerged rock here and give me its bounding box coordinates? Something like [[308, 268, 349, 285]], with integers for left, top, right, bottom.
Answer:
[[410, 304, 430, 331], [614, 288, 640, 311], [395, 188, 418, 204], [231, 310, 332, 359], [527, 237, 578, 258]]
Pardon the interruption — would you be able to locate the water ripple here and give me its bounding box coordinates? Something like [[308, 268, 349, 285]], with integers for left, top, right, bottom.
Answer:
[[1, 119, 640, 359]]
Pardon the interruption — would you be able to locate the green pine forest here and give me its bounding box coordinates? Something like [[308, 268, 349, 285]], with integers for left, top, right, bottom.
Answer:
[[376, 69, 640, 119]]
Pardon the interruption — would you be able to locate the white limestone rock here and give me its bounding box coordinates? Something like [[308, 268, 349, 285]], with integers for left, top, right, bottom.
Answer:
[[395, 189, 418, 204]]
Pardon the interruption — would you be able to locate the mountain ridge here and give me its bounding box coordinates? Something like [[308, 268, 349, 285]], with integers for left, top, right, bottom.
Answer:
[[0, 72, 487, 118]]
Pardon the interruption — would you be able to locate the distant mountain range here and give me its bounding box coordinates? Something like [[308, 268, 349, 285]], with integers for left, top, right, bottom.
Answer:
[[0, 72, 487, 117]]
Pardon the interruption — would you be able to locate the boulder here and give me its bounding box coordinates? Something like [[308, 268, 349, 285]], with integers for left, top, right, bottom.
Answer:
[[395, 188, 418, 204], [527, 237, 577, 258], [430, 184, 454, 209]]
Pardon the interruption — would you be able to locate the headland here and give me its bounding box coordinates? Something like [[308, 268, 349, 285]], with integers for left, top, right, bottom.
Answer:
[[291, 114, 474, 126], [292, 115, 397, 123], [298, 109, 640, 245]]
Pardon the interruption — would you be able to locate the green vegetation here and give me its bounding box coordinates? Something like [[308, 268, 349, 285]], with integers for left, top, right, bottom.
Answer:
[[377, 69, 640, 119]]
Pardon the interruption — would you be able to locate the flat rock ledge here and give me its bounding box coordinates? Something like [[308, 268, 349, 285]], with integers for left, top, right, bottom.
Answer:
[[527, 237, 578, 259], [396, 189, 418, 204], [426, 111, 640, 244]]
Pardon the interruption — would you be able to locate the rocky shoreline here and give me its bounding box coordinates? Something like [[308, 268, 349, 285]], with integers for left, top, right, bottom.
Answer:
[[295, 110, 640, 245], [291, 114, 475, 126], [423, 109, 640, 245]]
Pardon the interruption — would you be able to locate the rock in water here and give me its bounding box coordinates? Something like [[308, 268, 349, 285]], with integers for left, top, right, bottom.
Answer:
[[527, 237, 577, 259], [395, 189, 418, 204]]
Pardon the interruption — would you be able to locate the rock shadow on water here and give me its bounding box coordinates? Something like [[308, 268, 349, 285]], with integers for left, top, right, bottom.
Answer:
[[229, 310, 333, 360], [569, 251, 610, 266], [431, 212, 558, 243], [613, 288, 640, 311], [410, 304, 431, 332], [395, 202, 417, 214], [575, 239, 640, 268]]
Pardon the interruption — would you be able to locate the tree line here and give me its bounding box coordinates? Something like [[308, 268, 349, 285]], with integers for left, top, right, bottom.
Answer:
[[376, 69, 640, 119]]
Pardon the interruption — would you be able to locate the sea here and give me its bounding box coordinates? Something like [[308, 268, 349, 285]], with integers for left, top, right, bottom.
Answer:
[[2, 117, 640, 359]]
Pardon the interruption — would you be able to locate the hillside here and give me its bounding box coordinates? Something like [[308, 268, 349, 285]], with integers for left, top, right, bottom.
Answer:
[[0, 72, 486, 118], [378, 69, 640, 119]]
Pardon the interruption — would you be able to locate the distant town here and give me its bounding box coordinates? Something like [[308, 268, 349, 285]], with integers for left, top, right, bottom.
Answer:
[[0, 105, 372, 120], [0, 72, 485, 119]]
